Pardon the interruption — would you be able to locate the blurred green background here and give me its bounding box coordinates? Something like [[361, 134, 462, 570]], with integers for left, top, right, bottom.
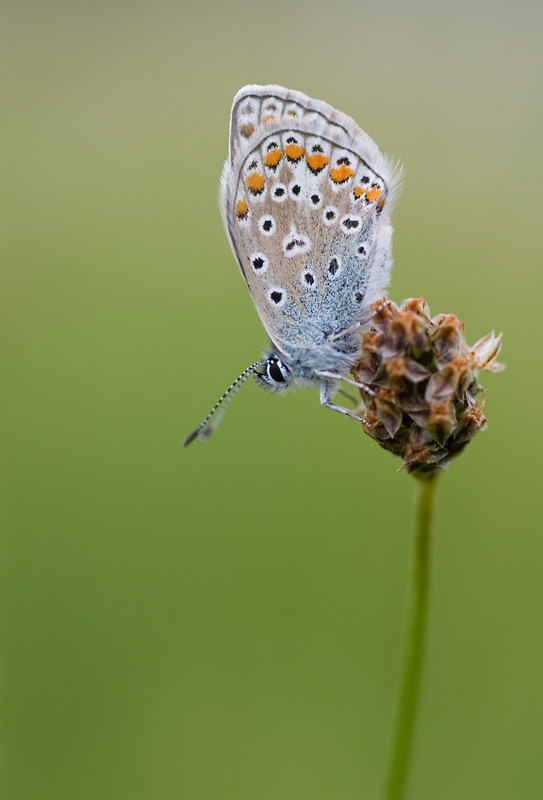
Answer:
[[2, 1, 542, 798]]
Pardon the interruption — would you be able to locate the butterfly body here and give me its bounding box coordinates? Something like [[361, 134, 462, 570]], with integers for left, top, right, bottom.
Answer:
[[184, 86, 402, 445]]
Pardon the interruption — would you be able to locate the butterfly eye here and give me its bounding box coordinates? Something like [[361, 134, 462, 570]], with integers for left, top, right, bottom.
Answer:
[[267, 359, 287, 383]]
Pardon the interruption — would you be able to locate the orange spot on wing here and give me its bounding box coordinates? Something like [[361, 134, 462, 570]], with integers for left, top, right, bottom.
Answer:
[[366, 186, 382, 203], [330, 164, 354, 183], [284, 143, 305, 161], [262, 115, 275, 123], [246, 172, 265, 193], [377, 195, 385, 211], [264, 148, 282, 167], [306, 152, 330, 172], [236, 199, 248, 218], [354, 186, 365, 198]]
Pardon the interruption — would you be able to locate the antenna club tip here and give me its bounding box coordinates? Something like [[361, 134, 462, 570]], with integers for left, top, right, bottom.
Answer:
[[183, 429, 200, 447]]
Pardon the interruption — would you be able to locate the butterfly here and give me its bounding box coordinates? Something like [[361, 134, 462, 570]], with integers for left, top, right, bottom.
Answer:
[[184, 85, 401, 446]]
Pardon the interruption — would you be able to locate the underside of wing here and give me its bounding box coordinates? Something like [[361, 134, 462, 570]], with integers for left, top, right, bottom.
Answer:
[[220, 86, 402, 353]]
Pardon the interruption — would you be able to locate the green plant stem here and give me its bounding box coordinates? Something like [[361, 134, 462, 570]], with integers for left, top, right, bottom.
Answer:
[[382, 471, 439, 800]]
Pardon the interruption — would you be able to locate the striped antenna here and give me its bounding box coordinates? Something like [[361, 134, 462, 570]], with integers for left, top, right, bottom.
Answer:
[[183, 359, 267, 447]]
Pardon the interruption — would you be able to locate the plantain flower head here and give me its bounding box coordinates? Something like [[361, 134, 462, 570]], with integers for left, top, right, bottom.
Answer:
[[353, 298, 504, 475]]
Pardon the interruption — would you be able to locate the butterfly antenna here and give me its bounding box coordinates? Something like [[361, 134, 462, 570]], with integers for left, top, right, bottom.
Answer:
[[183, 360, 267, 447]]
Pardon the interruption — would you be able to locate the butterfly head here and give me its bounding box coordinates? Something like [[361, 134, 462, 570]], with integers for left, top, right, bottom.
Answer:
[[253, 354, 293, 393]]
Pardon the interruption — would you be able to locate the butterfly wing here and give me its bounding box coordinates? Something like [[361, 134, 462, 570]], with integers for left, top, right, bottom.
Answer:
[[220, 85, 402, 355]]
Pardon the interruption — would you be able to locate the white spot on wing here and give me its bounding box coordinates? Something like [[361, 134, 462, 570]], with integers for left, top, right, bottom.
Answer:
[[268, 287, 286, 307], [250, 252, 268, 274], [282, 228, 311, 258], [259, 215, 276, 236]]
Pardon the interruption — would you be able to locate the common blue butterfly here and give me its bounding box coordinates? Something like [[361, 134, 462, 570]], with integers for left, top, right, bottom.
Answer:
[[185, 85, 401, 445]]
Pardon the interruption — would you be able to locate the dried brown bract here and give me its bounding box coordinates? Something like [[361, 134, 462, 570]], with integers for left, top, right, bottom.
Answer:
[[353, 298, 504, 474]]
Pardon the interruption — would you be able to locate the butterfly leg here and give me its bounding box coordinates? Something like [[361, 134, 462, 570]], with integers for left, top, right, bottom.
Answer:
[[315, 370, 375, 396], [338, 387, 358, 406], [319, 380, 367, 424], [338, 388, 367, 417]]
